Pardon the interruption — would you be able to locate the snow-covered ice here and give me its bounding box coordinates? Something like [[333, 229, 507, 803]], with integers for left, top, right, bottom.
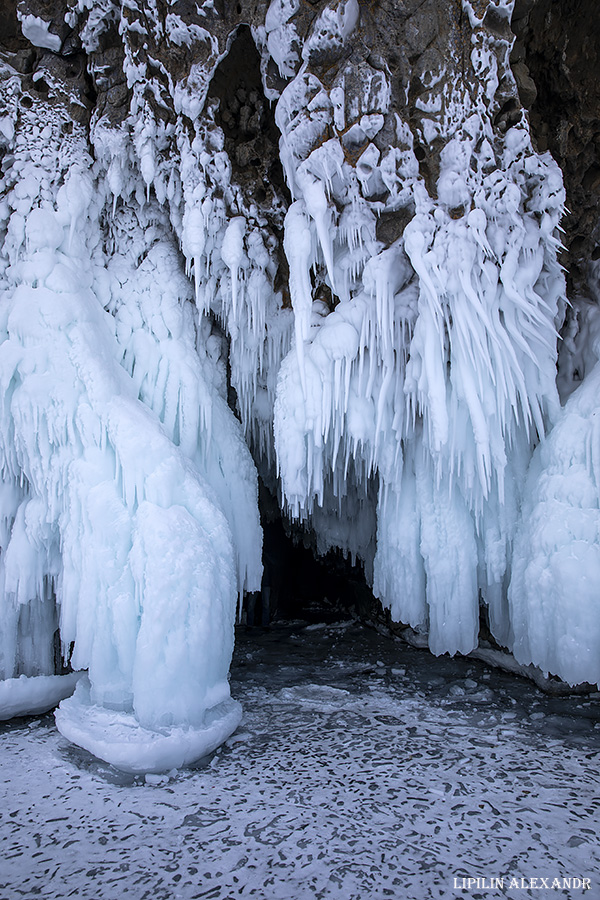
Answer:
[[1, 623, 598, 899]]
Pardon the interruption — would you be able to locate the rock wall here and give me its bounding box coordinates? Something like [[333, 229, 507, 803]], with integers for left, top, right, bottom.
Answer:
[[511, 0, 600, 293], [3, 1, 599, 275]]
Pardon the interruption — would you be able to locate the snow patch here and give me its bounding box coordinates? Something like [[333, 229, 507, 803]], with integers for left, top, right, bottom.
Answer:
[[19, 15, 62, 52]]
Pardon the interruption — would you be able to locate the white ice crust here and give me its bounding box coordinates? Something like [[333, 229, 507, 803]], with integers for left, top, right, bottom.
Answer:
[[55, 677, 242, 773], [0, 672, 81, 720]]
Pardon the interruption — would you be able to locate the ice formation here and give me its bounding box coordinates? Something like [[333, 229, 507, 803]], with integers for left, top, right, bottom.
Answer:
[[0, 0, 598, 769], [0, 671, 81, 721], [0, 36, 259, 769], [270, 0, 567, 665], [509, 271, 600, 687]]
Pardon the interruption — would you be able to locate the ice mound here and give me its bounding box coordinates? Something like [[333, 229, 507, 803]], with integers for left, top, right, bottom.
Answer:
[[55, 677, 242, 774], [0, 672, 81, 721]]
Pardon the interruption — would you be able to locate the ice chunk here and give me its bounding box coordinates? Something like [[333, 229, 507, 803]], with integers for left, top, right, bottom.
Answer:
[[0, 672, 82, 721], [56, 677, 242, 774], [19, 14, 62, 52]]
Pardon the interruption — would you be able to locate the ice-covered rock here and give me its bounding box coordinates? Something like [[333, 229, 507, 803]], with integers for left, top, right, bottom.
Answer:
[[0, 0, 599, 768]]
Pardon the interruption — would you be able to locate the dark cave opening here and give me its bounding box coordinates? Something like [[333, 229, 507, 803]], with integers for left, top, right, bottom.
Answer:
[[207, 24, 290, 215], [243, 483, 379, 628], [244, 517, 377, 627]]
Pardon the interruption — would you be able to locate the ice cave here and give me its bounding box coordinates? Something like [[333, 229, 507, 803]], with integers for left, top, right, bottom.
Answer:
[[1, 0, 600, 776]]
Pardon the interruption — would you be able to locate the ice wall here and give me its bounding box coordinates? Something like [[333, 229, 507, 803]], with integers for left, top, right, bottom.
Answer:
[[0, 49, 261, 769]]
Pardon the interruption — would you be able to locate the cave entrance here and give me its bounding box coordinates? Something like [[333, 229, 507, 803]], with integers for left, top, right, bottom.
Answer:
[[243, 484, 377, 627]]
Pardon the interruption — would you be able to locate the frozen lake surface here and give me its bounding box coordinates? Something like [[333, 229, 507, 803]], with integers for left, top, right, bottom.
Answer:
[[1, 621, 599, 899]]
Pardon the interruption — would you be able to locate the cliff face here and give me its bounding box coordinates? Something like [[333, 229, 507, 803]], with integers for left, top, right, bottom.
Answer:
[[0, 1, 599, 768], [512, 0, 600, 293], [3, 1, 599, 275], [5, 1, 599, 248]]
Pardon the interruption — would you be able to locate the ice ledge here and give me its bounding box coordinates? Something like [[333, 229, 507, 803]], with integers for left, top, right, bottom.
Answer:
[[54, 678, 243, 774], [0, 672, 83, 721], [395, 626, 598, 694]]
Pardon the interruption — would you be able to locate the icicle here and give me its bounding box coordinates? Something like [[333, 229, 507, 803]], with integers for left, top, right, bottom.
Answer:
[[221, 216, 246, 323], [300, 176, 337, 294], [283, 202, 313, 395]]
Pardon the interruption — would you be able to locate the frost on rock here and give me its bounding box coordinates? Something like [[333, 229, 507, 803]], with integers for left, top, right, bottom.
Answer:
[[0, 0, 597, 757]]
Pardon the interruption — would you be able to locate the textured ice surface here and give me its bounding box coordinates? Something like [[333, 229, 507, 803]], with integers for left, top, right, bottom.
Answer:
[[0, 672, 81, 721], [0, 65, 260, 759], [1, 623, 598, 899]]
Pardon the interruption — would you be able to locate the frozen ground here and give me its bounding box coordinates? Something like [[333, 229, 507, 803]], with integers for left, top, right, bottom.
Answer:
[[1, 620, 599, 900]]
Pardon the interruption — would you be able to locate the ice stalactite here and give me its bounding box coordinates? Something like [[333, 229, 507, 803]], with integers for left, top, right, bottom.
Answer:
[[81, 6, 296, 496], [269, 0, 567, 662], [0, 63, 261, 768]]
